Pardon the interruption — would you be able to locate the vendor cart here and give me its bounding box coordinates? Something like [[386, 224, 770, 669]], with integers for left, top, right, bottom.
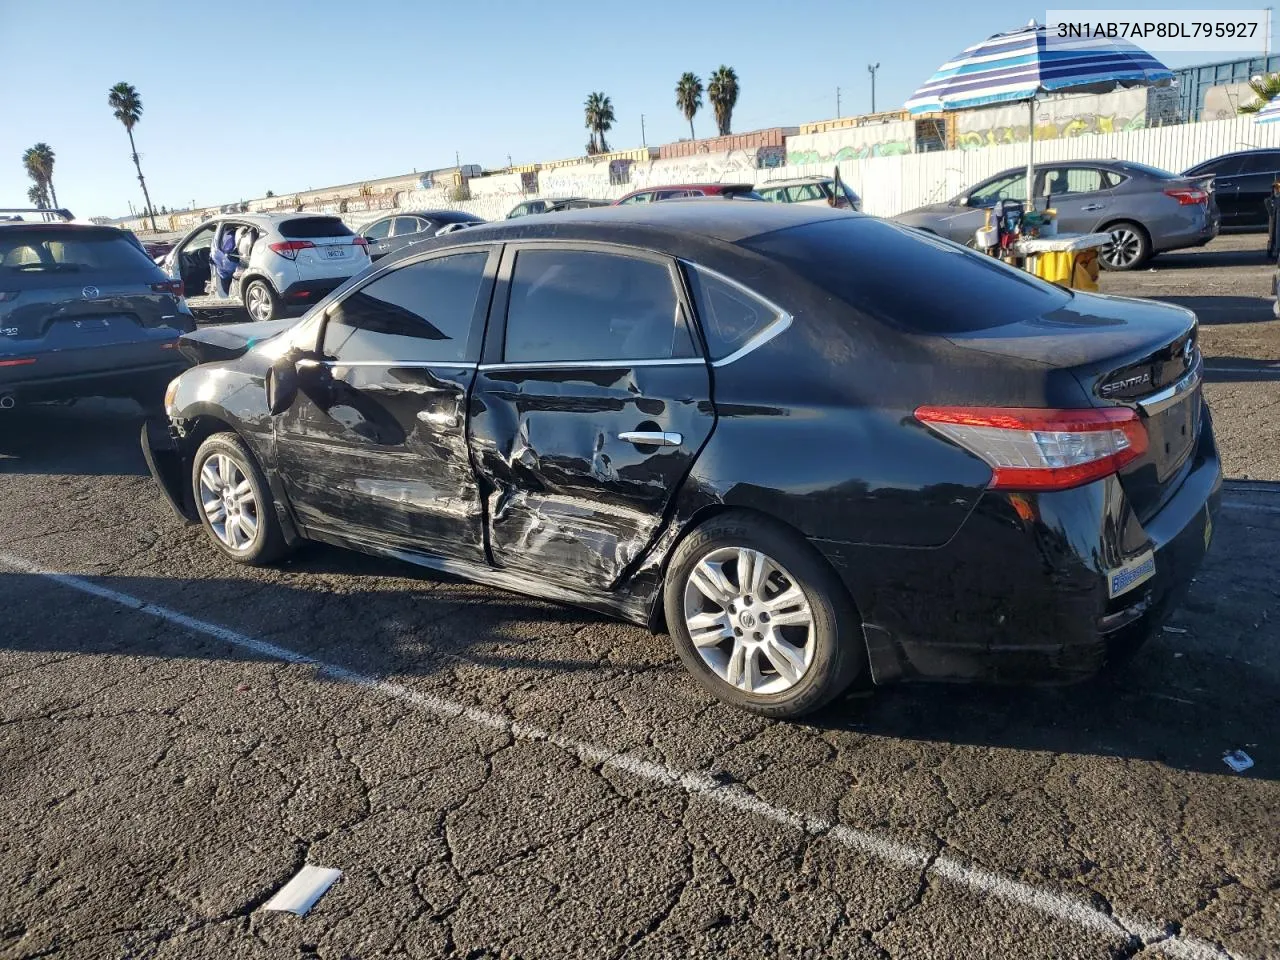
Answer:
[[1012, 232, 1112, 292]]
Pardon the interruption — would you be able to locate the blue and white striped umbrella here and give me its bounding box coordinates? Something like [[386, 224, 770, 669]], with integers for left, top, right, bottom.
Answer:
[[905, 21, 1173, 115], [1255, 94, 1280, 124]]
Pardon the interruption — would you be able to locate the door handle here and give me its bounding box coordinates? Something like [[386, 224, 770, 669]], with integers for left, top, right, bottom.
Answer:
[[1081, 204, 1105, 212], [618, 430, 682, 447]]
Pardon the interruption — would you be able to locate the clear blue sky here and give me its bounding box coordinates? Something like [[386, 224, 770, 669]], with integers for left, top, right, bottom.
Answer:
[[1, 0, 1266, 218]]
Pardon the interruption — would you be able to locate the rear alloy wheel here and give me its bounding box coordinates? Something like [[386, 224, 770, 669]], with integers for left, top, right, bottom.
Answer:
[[1100, 222, 1150, 271], [192, 432, 288, 565], [243, 279, 280, 322], [664, 514, 863, 718]]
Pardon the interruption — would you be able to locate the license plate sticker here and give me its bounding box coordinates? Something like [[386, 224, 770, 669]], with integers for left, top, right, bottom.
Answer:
[[325, 246, 347, 259], [1108, 549, 1157, 598]]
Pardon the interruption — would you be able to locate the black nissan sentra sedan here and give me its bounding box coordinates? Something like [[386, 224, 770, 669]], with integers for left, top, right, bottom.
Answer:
[[142, 202, 1220, 718]]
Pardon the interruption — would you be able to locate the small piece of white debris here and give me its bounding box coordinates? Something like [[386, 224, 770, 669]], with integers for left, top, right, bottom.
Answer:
[[1173, 652, 1184, 658], [1162, 626, 1188, 634], [261, 864, 342, 916], [1223, 750, 1255, 774]]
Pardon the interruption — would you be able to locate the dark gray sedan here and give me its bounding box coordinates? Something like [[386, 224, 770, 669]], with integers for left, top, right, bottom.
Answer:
[[360, 210, 485, 262], [893, 160, 1220, 270]]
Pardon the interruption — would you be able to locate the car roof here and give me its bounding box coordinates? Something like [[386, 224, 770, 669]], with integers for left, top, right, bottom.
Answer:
[[757, 176, 832, 187], [389, 200, 853, 258], [624, 183, 754, 193], [0, 221, 131, 235], [210, 212, 344, 224]]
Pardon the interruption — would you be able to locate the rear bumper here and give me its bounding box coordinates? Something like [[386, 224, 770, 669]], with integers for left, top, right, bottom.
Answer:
[[814, 403, 1221, 685], [0, 349, 187, 403], [280, 278, 344, 306], [1154, 218, 1219, 253]]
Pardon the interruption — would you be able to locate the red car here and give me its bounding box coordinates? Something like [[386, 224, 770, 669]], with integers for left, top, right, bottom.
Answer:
[[612, 183, 762, 205]]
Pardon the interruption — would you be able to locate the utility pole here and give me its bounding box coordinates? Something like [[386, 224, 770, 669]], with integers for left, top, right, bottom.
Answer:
[[868, 63, 880, 114], [1267, 7, 1273, 60], [641, 114, 647, 147], [836, 87, 841, 118]]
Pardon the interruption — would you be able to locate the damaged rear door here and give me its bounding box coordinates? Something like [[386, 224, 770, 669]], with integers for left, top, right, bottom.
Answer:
[[469, 243, 714, 591]]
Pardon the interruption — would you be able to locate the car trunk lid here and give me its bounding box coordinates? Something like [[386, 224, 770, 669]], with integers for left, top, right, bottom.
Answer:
[[943, 292, 1201, 522]]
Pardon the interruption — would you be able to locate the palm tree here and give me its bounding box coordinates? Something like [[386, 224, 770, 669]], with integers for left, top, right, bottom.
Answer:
[[708, 66, 740, 136], [584, 91, 615, 155], [1240, 72, 1280, 112], [26, 184, 49, 216], [23, 143, 58, 209], [108, 82, 157, 232], [676, 72, 703, 141]]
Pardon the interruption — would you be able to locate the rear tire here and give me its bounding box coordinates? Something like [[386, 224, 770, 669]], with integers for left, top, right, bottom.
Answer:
[[243, 279, 280, 322], [191, 432, 289, 565], [663, 513, 864, 719], [1100, 221, 1150, 271]]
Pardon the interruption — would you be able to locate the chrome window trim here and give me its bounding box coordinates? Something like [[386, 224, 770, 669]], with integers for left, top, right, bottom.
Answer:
[[1136, 354, 1202, 416], [478, 358, 704, 372], [316, 360, 478, 369], [680, 261, 794, 368]]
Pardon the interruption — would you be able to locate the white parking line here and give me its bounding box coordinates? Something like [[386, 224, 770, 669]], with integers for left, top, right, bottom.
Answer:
[[0, 550, 1249, 960]]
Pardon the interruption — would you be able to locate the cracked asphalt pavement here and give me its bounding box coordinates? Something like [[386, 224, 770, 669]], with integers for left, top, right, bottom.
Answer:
[[2, 234, 1278, 959]]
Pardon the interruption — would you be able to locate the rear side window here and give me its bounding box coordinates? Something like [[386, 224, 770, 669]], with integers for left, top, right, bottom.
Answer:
[[0, 229, 158, 274], [742, 218, 1071, 334], [323, 252, 488, 363], [683, 265, 785, 361], [280, 217, 354, 239], [503, 249, 696, 363]]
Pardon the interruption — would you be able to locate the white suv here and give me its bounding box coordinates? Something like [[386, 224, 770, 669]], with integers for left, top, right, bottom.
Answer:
[[162, 213, 369, 321]]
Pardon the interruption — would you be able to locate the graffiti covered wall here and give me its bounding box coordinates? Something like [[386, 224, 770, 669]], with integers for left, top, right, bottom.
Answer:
[[785, 121, 915, 164], [953, 87, 1177, 150]]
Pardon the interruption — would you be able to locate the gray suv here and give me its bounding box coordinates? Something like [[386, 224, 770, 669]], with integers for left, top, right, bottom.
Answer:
[[893, 160, 1220, 270], [1, 216, 194, 408]]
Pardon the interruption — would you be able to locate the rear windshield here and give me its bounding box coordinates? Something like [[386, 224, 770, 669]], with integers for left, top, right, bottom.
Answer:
[[1115, 161, 1179, 180], [279, 217, 354, 239], [0, 228, 158, 275], [741, 218, 1071, 334]]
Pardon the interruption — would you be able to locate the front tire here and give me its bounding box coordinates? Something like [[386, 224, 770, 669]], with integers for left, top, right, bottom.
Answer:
[[191, 432, 289, 565], [243, 279, 280, 322], [663, 513, 864, 719], [1100, 221, 1150, 271]]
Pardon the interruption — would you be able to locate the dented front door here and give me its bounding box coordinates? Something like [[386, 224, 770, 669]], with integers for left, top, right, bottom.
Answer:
[[468, 243, 714, 592]]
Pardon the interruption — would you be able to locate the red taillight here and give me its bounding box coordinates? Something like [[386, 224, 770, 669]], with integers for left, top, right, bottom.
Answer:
[[352, 236, 369, 248], [150, 279, 184, 297], [0, 358, 36, 367], [268, 240, 316, 260], [1164, 186, 1207, 206], [913, 406, 1148, 491]]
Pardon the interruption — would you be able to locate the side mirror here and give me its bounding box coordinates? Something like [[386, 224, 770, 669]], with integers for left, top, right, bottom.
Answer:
[[266, 354, 300, 415], [956, 196, 970, 207]]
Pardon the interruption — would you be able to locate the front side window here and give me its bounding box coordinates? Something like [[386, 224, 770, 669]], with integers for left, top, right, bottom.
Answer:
[[683, 265, 785, 361], [759, 187, 785, 202], [323, 251, 488, 364], [968, 173, 1027, 207], [183, 223, 217, 253], [619, 193, 651, 205], [503, 249, 695, 364], [363, 219, 392, 240], [1241, 153, 1280, 175]]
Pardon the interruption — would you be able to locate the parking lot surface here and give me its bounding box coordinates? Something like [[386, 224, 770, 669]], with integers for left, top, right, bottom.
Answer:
[[2, 235, 1278, 959]]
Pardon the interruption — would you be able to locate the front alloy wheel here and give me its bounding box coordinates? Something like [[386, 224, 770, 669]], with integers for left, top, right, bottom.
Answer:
[[683, 547, 816, 695], [191, 432, 290, 565], [198, 452, 260, 552]]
